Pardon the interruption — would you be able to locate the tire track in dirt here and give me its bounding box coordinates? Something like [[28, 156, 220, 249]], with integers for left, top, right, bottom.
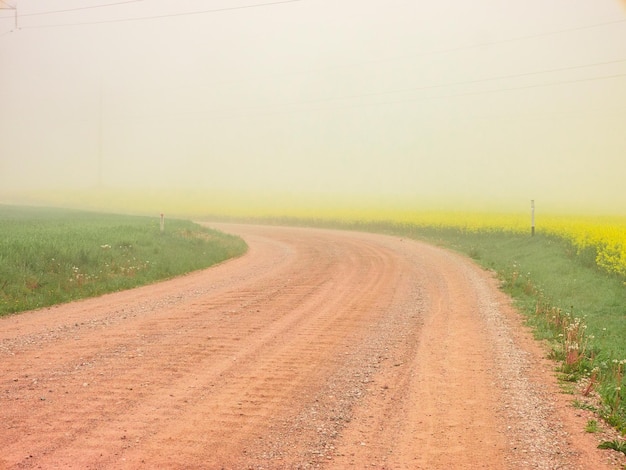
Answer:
[[0, 224, 620, 469]]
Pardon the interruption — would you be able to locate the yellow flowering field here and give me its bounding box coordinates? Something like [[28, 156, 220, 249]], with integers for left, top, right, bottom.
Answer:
[[354, 209, 626, 279], [399, 211, 626, 279], [540, 216, 626, 278]]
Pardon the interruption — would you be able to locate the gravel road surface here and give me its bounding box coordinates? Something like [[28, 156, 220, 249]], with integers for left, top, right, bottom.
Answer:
[[0, 224, 621, 469]]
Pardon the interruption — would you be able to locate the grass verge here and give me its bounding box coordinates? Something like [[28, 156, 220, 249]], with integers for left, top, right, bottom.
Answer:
[[0, 205, 247, 316]]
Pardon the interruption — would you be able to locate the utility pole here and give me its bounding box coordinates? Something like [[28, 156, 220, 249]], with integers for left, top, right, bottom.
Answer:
[[0, 1, 17, 31]]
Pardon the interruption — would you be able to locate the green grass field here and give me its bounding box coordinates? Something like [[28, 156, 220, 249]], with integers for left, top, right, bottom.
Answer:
[[0, 205, 247, 315]]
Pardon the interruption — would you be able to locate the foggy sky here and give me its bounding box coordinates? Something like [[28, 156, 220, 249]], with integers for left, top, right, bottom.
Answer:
[[1, 0, 626, 212]]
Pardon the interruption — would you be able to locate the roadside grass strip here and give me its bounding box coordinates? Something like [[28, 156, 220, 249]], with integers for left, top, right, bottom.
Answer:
[[0, 205, 246, 316]]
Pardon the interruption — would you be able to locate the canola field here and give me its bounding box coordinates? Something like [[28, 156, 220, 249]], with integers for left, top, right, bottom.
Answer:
[[378, 210, 626, 280], [543, 216, 626, 279]]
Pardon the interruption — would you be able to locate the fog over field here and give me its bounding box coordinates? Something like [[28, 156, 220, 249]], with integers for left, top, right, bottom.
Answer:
[[1, 0, 626, 214]]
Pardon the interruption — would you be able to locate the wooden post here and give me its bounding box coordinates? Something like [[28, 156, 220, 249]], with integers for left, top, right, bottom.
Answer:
[[531, 200, 535, 237], [160, 213, 165, 233], [98, 82, 103, 188]]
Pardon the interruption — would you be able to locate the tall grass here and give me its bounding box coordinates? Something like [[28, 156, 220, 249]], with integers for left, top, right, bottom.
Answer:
[[0, 205, 246, 315]]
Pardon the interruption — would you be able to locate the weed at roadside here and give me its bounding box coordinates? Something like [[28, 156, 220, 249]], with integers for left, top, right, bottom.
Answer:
[[586, 419, 600, 433], [598, 439, 626, 456]]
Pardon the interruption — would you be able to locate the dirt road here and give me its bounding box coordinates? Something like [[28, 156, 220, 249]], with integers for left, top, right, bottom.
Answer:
[[0, 224, 620, 469]]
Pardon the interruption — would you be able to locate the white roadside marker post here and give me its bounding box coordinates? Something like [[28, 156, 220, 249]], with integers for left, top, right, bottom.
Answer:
[[531, 200, 535, 237]]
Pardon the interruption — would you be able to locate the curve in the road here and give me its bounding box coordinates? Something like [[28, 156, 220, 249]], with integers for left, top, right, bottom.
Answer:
[[0, 224, 615, 469]]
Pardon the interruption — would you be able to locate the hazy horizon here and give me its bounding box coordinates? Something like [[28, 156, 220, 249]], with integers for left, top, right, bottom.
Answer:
[[2, 1, 626, 214]]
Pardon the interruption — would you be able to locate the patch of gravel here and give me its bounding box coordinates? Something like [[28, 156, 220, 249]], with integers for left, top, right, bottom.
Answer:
[[467, 266, 577, 469], [241, 286, 425, 469]]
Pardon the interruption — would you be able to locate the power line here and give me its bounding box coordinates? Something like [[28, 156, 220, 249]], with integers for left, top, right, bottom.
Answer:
[[423, 71, 626, 101], [0, 0, 16, 32], [252, 72, 626, 124], [177, 58, 626, 116], [149, 17, 626, 99], [305, 72, 626, 115], [296, 18, 626, 80], [123, 69, 626, 124], [289, 72, 626, 117], [19, 0, 305, 28], [442, 18, 626, 53], [18, 0, 147, 17], [0, 0, 15, 16], [291, 58, 626, 107]]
